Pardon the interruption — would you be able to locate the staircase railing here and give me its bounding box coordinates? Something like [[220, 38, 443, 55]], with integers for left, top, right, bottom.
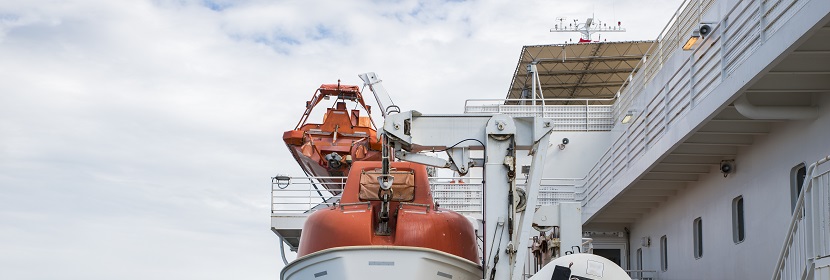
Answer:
[[772, 155, 830, 280]]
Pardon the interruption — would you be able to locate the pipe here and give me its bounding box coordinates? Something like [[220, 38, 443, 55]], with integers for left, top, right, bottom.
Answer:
[[734, 94, 818, 120], [279, 237, 290, 265]]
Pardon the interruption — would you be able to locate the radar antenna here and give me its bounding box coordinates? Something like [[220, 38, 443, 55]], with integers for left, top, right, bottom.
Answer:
[[550, 15, 626, 42]]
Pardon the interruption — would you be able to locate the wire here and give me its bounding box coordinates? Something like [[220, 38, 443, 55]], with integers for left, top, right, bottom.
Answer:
[[300, 168, 326, 203], [486, 220, 506, 270], [430, 138, 486, 153]]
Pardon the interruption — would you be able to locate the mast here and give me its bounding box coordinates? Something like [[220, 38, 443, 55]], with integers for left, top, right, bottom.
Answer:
[[550, 16, 626, 42]]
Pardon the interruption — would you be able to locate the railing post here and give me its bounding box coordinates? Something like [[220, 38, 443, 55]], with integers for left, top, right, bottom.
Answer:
[[759, 0, 766, 42], [805, 176, 815, 264], [586, 100, 590, 131], [271, 183, 275, 214], [721, 15, 728, 80], [689, 48, 697, 108]]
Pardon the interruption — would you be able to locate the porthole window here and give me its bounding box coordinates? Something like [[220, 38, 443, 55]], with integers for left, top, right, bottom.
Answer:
[[791, 163, 807, 212], [732, 196, 745, 243], [660, 235, 668, 271], [693, 217, 703, 259]]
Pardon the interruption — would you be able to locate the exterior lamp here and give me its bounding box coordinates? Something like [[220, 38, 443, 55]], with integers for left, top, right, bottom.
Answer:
[[273, 175, 291, 189], [621, 111, 635, 124], [683, 29, 701, 50], [683, 24, 711, 51]]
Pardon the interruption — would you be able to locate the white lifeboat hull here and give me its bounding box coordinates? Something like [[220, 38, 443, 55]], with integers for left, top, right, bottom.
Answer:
[[281, 246, 481, 280]]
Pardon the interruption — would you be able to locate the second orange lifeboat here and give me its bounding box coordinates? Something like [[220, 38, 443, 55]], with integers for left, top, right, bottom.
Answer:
[[297, 161, 480, 264], [283, 84, 382, 192]]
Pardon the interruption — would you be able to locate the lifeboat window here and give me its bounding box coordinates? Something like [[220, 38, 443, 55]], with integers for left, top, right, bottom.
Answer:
[[358, 169, 416, 202], [732, 196, 745, 243], [660, 235, 667, 271], [790, 163, 807, 212], [693, 217, 703, 259]]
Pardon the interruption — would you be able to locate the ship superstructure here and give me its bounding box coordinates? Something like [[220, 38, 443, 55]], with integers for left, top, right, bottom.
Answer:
[[271, 0, 830, 279]]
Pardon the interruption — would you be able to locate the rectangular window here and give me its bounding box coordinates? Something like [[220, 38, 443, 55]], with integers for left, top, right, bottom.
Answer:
[[660, 235, 667, 271], [791, 163, 807, 211], [732, 196, 745, 243], [693, 217, 703, 259]]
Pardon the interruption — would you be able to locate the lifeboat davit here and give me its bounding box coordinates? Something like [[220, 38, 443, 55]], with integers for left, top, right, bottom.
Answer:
[[282, 84, 382, 192], [281, 161, 482, 280]]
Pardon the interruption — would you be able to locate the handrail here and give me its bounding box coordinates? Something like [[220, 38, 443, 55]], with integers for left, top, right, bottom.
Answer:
[[464, 99, 616, 131], [271, 175, 583, 215], [465, 97, 617, 108], [612, 0, 696, 119], [772, 154, 830, 280], [579, 0, 810, 211]]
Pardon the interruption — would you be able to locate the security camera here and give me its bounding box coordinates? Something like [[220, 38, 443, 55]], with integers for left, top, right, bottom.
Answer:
[[699, 24, 712, 37], [720, 160, 735, 177]]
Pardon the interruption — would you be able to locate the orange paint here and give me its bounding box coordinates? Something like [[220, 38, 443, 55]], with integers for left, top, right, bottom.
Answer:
[[283, 84, 382, 189], [297, 162, 480, 263]]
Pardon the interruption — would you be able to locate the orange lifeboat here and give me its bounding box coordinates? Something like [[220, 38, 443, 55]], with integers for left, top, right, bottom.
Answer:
[[282, 84, 382, 191], [297, 161, 480, 264]]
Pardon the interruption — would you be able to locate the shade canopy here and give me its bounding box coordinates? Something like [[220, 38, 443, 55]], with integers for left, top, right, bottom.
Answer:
[[506, 41, 655, 103]]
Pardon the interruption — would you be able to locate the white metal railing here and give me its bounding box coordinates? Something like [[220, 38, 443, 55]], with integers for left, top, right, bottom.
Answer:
[[772, 155, 830, 280], [464, 98, 615, 131], [271, 176, 581, 215], [578, 0, 811, 208], [271, 176, 346, 214], [431, 178, 484, 214]]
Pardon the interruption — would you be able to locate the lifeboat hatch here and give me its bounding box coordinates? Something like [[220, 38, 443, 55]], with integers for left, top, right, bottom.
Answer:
[[358, 169, 416, 236]]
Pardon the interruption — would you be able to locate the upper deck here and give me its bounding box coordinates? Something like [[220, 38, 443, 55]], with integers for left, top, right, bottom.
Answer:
[[483, 0, 830, 226]]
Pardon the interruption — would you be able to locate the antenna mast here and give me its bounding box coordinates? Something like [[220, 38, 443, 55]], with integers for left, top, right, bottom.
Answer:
[[550, 16, 626, 42]]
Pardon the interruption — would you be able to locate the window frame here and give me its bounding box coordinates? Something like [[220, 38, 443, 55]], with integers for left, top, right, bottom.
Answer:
[[660, 235, 668, 272], [790, 163, 807, 212], [693, 217, 703, 259], [732, 195, 745, 243]]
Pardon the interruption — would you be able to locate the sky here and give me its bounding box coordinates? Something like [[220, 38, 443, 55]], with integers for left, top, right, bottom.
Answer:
[[0, 0, 682, 279]]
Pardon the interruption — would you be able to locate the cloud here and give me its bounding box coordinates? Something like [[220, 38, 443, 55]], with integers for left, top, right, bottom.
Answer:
[[0, 0, 683, 279]]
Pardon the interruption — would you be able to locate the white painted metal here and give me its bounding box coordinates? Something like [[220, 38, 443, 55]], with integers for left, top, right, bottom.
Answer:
[[528, 253, 632, 280], [483, 115, 515, 280], [270, 176, 345, 214], [550, 17, 627, 42], [527, 202, 584, 255], [733, 94, 818, 120], [815, 257, 830, 280], [773, 155, 830, 280], [358, 72, 398, 117], [378, 109, 560, 279], [272, 1, 830, 279], [270, 176, 579, 215], [580, 0, 830, 220], [510, 129, 552, 278], [465, 98, 615, 131], [281, 246, 481, 280], [532, 205, 562, 229]]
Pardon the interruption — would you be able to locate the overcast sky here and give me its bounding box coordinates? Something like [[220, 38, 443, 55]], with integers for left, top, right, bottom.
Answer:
[[0, 0, 683, 279]]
